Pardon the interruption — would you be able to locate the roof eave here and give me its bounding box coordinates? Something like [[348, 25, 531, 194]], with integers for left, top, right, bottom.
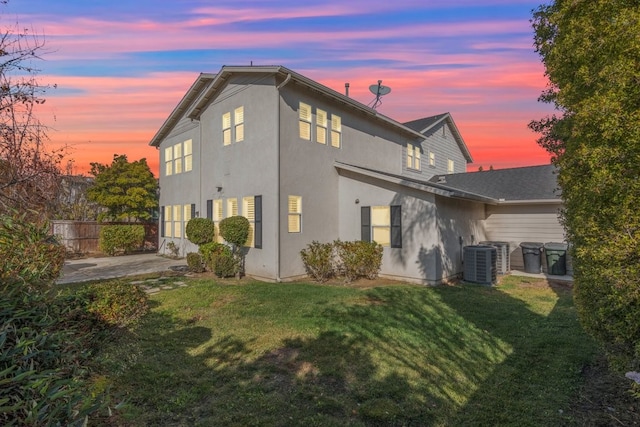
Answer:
[[496, 198, 562, 205]]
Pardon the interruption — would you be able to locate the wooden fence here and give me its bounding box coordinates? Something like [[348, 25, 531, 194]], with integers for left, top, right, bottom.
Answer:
[[51, 220, 158, 254]]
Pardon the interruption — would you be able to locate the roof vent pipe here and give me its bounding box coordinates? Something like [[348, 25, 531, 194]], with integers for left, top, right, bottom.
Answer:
[[345, 82, 350, 97]]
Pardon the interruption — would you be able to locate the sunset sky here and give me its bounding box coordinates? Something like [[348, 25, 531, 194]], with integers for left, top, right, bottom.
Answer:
[[5, 0, 555, 176]]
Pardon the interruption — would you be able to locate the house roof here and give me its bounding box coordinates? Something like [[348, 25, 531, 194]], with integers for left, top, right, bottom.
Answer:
[[403, 112, 473, 163], [149, 65, 427, 147], [334, 161, 498, 204], [429, 164, 560, 203]]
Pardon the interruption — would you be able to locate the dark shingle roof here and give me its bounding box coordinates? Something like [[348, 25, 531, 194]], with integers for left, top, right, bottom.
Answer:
[[403, 113, 449, 132], [430, 164, 560, 201]]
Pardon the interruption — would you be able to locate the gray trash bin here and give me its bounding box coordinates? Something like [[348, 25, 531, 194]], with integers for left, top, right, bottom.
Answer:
[[544, 242, 568, 275], [520, 242, 543, 274]]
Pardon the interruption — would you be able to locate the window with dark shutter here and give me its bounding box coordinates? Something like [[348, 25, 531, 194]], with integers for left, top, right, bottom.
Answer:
[[361, 206, 371, 242], [390, 205, 402, 248], [254, 195, 262, 249], [160, 205, 165, 237], [191, 204, 196, 219]]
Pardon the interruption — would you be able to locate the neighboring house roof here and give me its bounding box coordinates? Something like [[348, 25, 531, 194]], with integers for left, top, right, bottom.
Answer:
[[149, 65, 427, 147], [403, 113, 473, 163], [429, 164, 560, 203], [335, 161, 497, 204]]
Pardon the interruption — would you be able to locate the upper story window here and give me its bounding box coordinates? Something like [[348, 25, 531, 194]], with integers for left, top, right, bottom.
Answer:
[[316, 109, 327, 144], [407, 143, 421, 170], [223, 106, 245, 146], [330, 115, 341, 148], [164, 140, 192, 176], [429, 151, 435, 167], [447, 159, 455, 174], [299, 102, 312, 141]]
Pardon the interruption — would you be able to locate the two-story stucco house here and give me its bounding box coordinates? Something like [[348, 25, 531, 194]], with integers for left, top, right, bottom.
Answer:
[[150, 65, 566, 284]]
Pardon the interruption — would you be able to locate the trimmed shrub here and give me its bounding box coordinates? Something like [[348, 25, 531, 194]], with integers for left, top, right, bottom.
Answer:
[[334, 240, 384, 282], [187, 252, 206, 273], [185, 217, 215, 245], [219, 216, 250, 248], [99, 224, 145, 256], [300, 241, 335, 282], [212, 251, 240, 278], [199, 242, 230, 268], [76, 281, 149, 328]]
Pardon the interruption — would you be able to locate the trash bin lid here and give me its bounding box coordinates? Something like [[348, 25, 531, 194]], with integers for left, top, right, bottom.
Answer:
[[520, 242, 543, 249], [544, 242, 568, 251]]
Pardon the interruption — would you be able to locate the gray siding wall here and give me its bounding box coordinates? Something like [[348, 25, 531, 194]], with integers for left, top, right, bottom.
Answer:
[[422, 121, 468, 176], [484, 203, 570, 273]]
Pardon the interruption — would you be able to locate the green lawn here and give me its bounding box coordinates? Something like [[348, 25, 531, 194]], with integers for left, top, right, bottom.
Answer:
[[93, 275, 609, 426]]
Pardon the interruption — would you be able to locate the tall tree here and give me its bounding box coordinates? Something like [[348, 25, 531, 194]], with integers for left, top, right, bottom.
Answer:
[[530, 0, 640, 369], [0, 1, 63, 219], [87, 154, 158, 222]]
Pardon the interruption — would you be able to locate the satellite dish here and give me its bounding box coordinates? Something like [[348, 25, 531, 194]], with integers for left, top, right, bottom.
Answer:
[[369, 80, 391, 109]]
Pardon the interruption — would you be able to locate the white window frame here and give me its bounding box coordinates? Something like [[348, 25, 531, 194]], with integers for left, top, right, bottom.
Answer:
[[299, 102, 312, 141], [164, 146, 173, 176], [448, 159, 455, 174], [288, 195, 302, 233], [429, 151, 435, 167], [407, 143, 421, 170], [234, 106, 244, 142], [226, 198, 238, 217], [223, 112, 232, 146], [316, 109, 327, 144], [213, 199, 223, 243], [371, 206, 391, 247], [173, 143, 183, 174], [173, 205, 182, 238], [242, 196, 255, 247], [184, 139, 193, 172], [164, 205, 173, 237], [330, 114, 341, 148]]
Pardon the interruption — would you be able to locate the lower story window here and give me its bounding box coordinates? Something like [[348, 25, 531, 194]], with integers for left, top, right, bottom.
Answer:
[[288, 195, 301, 233], [361, 205, 402, 248]]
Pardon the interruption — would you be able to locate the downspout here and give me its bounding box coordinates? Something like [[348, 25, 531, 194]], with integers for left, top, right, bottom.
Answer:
[[275, 73, 292, 282]]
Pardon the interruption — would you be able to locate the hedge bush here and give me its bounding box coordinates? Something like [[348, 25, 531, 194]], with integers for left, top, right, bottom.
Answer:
[[187, 252, 206, 273], [185, 217, 215, 245], [300, 241, 335, 282], [99, 224, 145, 256], [199, 242, 229, 268], [300, 240, 383, 283], [75, 281, 149, 328], [0, 211, 65, 291], [212, 250, 240, 278]]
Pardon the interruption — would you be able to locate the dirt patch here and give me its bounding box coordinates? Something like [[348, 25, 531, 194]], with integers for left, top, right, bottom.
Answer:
[[569, 356, 640, 426]]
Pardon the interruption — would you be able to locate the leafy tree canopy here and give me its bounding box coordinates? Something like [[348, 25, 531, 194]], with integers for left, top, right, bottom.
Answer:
[[87, 154, 158, 222], [530, 0, 640, 369]]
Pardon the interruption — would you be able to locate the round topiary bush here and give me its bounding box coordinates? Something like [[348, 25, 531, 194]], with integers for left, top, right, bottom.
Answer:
[[185, 218, 215, 245], [219, 216, 250, 248]]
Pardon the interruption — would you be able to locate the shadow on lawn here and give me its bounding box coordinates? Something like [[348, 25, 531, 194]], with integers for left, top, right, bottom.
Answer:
[[110, 281, 595, 426]]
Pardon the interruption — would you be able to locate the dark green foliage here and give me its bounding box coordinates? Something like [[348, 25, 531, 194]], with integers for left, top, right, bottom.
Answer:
[[199, 242, 230, 269], [300, 240, 383, 283], [87, 154, 158, 222], [334, 240, 384, 282], [530, 0, 640, 370], [187, 252, 206, 273], [75, 281, 149, 328], [300, 241, 334, 282], [0, 210, 65, 292], [185, 217, 215, 245], [99, 224, 145, 256], [219, 216, 250, 248], [211, 249, 239, 278], [0, 288, 103, 426]]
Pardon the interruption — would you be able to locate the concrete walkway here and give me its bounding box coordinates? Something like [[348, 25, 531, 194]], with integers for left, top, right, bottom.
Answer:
[[57, 253, 187, 285]]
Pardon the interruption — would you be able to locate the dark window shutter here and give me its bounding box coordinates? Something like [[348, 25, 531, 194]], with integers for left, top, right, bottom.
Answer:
[[254, 195, 262, 249], [160, 206, 165, 237], [361, 206, 371, 242], [391, 205, 402, 248], [206, 200, 212, 220], [191, 203, 196, 219]]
